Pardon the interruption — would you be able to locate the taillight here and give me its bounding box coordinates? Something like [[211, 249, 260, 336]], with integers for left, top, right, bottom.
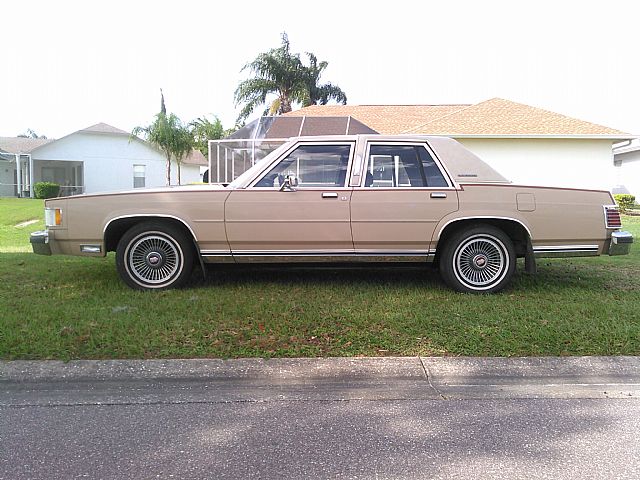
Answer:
[[604, 205, 622, 229]]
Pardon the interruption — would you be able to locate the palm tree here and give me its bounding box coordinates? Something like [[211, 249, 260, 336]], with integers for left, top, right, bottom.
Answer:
[[234, 33, 347, 123], [301, 53, 347, 107], [132, 98, 193, 185], [190, 115, 224, 157], [18, 128, 47, 139], [234, 33, 306, 123], [171, 123, 194, 186]]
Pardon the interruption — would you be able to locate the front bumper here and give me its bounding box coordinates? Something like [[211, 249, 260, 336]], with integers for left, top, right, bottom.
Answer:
[[608, 231, 633, 256], [30, 230, 52, 256]]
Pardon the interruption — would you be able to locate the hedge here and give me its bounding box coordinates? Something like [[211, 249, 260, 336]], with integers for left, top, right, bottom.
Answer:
[[614, 194, 636, 214], [34, 182, 60, 199]]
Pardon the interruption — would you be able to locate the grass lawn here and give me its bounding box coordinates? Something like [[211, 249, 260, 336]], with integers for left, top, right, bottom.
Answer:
[[0, 198, 638, 360], [0, 198, 45, 252]]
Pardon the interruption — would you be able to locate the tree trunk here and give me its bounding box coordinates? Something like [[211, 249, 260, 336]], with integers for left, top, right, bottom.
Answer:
[[280, 95, 292, 114], [166, 153, 171, 186], [177, 162, 181, 185]]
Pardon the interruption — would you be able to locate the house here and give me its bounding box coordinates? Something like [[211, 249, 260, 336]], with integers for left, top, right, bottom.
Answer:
[[612, 140, 640, 197], [283, 98, 635, 192], [0, 123, 206, 198]]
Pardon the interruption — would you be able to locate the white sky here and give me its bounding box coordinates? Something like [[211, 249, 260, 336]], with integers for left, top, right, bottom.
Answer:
[[2, 0, 639, 138]]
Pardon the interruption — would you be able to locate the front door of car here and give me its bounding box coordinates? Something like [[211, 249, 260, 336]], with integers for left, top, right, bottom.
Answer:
[[350, 142, 459, 259], [225, 142, 355, 262]]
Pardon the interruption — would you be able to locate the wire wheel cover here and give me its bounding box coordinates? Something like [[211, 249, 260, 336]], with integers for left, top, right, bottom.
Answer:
[[127, 234, 182, 285], [453, 235, 508, 289]]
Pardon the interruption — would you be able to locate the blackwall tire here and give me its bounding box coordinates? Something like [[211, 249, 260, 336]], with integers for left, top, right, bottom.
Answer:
[[439, 225, 515, 293], [115, 221, 194, 290]]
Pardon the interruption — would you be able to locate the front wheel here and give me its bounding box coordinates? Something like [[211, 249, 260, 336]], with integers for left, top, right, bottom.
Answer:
[[439, 225, 515, 293], [116, 221, 194, 290]]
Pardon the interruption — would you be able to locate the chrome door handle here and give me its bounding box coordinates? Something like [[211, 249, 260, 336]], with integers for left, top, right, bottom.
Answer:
[[430, 192, 447, 198], [322, 192, 338, 198]]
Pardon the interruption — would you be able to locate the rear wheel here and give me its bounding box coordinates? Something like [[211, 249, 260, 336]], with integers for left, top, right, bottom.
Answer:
[[439, 225, 515, 293], [116, 221, 194, 290]]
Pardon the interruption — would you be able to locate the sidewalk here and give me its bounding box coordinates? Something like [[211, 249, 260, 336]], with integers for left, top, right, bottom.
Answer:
[[2, 356, 639, 405]]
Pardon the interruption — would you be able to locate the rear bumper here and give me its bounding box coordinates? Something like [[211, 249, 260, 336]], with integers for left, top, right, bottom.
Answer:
[[30, 230, 52, 256], [608, 231, 633, 256]]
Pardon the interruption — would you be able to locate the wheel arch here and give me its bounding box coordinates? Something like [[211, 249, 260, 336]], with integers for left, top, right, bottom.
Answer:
[[104, 215, 198, 253], [433, 217, 531, 264]]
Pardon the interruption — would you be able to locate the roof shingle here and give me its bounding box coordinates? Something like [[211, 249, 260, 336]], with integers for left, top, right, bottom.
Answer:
[[406, 98, 629, 136], [286, 98, 631, 137], [79, 123, 130, 135], [0, 137, 54, 154]]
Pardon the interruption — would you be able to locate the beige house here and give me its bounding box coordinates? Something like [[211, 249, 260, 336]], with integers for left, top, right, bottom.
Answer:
[[285, 98, 634, 191]]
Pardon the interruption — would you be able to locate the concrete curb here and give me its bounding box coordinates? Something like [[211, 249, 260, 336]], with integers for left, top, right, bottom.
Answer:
[[2, 356, 639, 383]]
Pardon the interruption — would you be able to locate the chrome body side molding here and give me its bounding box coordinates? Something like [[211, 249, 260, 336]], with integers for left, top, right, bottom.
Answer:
[[201, 249, 435, 264], [533, 245, 599, 258]]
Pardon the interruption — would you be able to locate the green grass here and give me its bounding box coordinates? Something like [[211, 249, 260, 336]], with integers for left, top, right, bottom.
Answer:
[[0, 198, 638, 360], [0, 198, 45, 252]]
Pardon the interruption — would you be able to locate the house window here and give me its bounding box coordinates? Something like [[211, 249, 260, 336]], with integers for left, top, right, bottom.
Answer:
[[133, 165, 146, 188]]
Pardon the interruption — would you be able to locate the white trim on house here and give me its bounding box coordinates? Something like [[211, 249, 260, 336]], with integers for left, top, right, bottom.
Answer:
[[427, 134, 637, 140]]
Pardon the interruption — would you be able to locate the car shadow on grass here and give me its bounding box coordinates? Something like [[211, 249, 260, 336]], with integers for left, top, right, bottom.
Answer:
[[187, 255, 640, 297], [196, 263, 445, 289]]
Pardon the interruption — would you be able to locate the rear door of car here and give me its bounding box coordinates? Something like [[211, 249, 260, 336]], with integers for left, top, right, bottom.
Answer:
[[350, 140, 459, 260]]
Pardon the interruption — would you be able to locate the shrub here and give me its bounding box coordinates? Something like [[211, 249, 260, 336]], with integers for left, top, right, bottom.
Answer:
[[34, 182, 60, 199], [614, 194, 636, 214]]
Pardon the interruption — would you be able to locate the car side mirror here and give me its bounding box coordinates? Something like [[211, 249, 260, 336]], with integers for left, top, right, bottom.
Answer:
[[279, 174, 298, 192]]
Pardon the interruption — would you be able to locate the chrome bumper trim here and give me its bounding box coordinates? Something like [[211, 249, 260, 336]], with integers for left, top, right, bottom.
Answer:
[[30, 230, 52, 256], [80, 244, 102, 254], [609, 231, 633, 256]]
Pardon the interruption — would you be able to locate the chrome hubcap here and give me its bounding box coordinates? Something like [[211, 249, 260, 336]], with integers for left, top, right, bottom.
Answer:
[[127, 234, 181, 285], [454, 235, 508, 290]]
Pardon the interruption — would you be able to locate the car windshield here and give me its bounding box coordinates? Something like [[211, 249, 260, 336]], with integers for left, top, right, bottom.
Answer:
[[227, 143, 291, 189]]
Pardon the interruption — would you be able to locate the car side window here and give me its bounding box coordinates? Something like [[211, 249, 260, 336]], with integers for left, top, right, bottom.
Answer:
[[364, 145, 448, 188], [254, 144, 352, 188]]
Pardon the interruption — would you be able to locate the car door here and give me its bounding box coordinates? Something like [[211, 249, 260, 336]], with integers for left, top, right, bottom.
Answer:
[[350, 141, 459, 260], [224, 142, 355, 262]]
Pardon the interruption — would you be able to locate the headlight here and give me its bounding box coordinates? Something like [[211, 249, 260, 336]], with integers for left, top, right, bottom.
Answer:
[[45, 208, 62, 227]]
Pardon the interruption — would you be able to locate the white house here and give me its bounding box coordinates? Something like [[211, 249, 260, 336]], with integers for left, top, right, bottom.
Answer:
[[0, 123, 206, 197], [613, 140, 640, 197], [283, 98, 635, 192]]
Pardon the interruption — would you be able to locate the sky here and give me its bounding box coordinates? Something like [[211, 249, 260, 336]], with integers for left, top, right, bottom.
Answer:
[[2, 0, 639, 139]]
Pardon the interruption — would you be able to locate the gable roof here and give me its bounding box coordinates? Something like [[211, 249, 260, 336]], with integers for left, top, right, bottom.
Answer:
[[286, 98, 632, 139], [284, 104, 468, 134], [406, 98, 629, 137], [79, 123, 130, 135], [0, 136, 54, 154], [182, 148, 207, 166]]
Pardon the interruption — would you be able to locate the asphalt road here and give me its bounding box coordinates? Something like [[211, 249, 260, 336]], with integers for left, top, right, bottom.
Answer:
[[1, 357, 639, 480]]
